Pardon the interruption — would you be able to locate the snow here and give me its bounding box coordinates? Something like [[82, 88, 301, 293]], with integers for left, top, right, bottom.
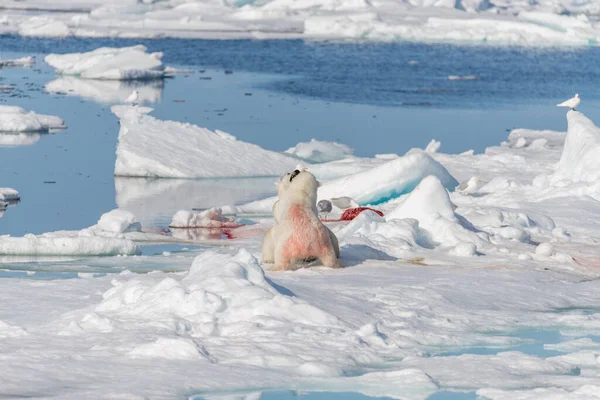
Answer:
[[9, 104, 600, 397], [0, 105, 65, 132], [45, 45, 166, 80], [0, 209, 141, 256], [285, 138, 354, 163], [112, 105, 300, 178], [1, 0, 600, 45], [553, 110, 600, 184]]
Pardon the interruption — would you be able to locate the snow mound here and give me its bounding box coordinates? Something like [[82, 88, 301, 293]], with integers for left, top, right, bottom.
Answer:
[[0, 105, 65, 132], [236, 151, 458, 215], [285, 138, 354, 163], [45, 45, 166, 80], [97, 209, 141, 234], [0, 188, 19, 202], [553, 110, 600, 183], [386, 175, 485, 248], [170, 208, 239, 228], [0, 209, 142, 256], [0, 56, 34, 67], [112, 105, 299, 178]]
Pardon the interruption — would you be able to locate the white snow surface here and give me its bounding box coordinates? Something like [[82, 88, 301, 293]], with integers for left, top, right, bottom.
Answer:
[[0, 105, 65, 132], [0, 209, 141, 256], [45, 45, 166, 80], [1, 0, 600, 45], [7, 110, 600, 398], [113, 105, 300, 178]]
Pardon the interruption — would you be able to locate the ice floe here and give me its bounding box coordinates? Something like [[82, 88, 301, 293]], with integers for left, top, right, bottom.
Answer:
[[45, 45, 166, 80], [170, 208, 240, 228], [0, 56, 35, 67], [0, 105, 65, 132], [0, 209, 142, 256], [285, 138, 354, 163], [113, 105, 299, 178]]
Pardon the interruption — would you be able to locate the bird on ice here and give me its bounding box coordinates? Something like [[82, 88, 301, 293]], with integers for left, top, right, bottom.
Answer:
[[317, 199, 332, 220], [124, 90, 139, 106], [556, 93, 580, 110], [331, 196, 359, 210]]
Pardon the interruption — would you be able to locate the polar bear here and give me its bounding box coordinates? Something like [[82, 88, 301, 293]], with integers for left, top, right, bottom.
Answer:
[[261, 169, 340, 270]]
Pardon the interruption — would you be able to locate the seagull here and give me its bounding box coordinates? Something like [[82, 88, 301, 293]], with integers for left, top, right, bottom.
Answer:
[[557, 93, 580, 110], [331, 196, 359, 210], [124, 90, 139, 106], [317, 199, 332, 219], [457, 177, 484, 194]]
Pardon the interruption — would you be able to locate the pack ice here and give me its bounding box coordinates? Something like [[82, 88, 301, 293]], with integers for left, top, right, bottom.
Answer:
[[45, 45, 167, 80], [2, 0, 600, 45]]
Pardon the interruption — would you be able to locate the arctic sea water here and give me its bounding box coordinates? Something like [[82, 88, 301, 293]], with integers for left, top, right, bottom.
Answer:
[[2, 37, 600, 400]]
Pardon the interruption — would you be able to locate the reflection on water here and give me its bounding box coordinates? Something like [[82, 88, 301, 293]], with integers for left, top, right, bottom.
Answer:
[[45, 76, 164, 104], [0, 132, 43, 147], [115, 177, 277, 228]]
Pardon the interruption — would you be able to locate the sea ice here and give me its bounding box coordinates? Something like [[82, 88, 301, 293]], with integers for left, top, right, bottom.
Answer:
[[45, 45, 167, 80], [0, 105, 65, 132], [113, 105, 299, 178], [0, 188, 20, 202], [285, 138, 354, 163], [0, 56, 34, 67]]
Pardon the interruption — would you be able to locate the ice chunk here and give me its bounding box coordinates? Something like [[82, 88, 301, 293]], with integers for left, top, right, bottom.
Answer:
[[0, 56, 34, 67], [170, 208, 240, 228], [0, 105, 65, 132], [285, 138, 354, 163], [45, 45, 166, 80], [112, 105, 299, 178], [553, 110, 600, 183], [0, 235, 140, 256], [0, 188, 20, 202], [386, 175, 484, 247], [97, 209, 140, 233], [237, 152, 458, 214]]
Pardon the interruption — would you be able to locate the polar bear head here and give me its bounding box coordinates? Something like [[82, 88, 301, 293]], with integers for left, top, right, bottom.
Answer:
[[280, 168, 320, 208]]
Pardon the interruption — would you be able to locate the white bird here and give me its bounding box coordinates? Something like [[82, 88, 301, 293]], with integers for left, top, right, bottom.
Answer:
[[556, 93, 580, 110], [331, 196, 359, 210], [124, 90, 139, 105], [457, 176, 484, 195]]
